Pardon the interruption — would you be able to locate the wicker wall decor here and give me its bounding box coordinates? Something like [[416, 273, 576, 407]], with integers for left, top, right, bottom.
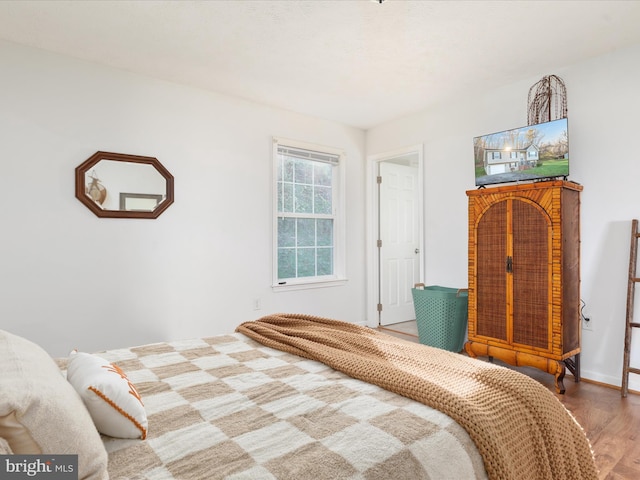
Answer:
[[527, 74, 567, 125]]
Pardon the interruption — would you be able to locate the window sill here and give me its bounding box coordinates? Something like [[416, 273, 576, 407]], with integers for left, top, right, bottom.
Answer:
[[272, 278, 348, 292]]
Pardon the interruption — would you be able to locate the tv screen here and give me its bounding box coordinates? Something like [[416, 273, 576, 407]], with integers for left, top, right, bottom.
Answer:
[[473, 118, 569, 187]]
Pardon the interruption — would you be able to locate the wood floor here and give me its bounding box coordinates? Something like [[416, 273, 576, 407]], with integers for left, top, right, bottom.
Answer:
[[377, 321, 640, 480]]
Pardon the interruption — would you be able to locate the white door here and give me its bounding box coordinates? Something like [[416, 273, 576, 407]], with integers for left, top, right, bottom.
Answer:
[[379, 161, 421, 325]]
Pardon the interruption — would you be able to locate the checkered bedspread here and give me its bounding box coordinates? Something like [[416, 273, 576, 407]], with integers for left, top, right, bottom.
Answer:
[[92, 333, 487, 480]]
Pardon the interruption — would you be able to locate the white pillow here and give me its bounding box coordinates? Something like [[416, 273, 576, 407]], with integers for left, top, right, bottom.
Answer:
[[0, 330, 109, 480], [0, 436, 13, 454], [66, 352, 148, 440]]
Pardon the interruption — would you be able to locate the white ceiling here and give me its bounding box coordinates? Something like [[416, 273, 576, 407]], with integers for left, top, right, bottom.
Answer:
[[1, 1, 640, 129]]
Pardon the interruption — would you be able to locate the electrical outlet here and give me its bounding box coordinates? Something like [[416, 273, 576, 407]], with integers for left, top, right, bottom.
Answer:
[[253, 298, 262, 310], [580, 299, 592, 331]]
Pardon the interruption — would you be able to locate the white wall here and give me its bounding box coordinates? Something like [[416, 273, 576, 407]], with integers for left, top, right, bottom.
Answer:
[[5, 36, 640, 391], [0, 40, 366, 356], [367, 43, 640, 390]]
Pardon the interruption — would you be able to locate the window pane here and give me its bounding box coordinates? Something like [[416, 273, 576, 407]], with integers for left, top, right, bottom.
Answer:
[[278, 248, 296, 279], [295, 159, 313, 184], [314, 162, 332, 186], [278, 182, 294, 213], [317, 219, 333, 246], [281, 182, 293, 213], [282, 157, 294, 182], [314, 185, 331, 214], [278, 218, 296, 247], [317, 247, 333, 276], [297, 248, 315, 277], [297, 218, 315, 247], [294, 184, 313, 213]]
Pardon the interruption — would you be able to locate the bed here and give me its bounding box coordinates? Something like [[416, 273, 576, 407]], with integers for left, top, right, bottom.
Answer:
[[1, 314, 598, 480]]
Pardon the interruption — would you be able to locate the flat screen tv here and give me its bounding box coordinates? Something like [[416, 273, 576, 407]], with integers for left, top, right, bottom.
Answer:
[[473, 118, 569, 187]]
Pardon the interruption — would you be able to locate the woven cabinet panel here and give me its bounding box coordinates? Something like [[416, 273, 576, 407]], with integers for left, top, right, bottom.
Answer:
[[511, 200, 550, 349], [476, 201, 507, 341]]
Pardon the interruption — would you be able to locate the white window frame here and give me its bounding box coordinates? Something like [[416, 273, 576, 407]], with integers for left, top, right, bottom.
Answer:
[[272, 137, 347, 291]]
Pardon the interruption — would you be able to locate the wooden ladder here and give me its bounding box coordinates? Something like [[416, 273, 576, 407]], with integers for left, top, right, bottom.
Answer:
[[622, 219, 640, 397]]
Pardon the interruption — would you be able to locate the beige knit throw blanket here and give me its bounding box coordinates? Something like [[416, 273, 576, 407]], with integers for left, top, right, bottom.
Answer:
[[237, 314, 598, 480]]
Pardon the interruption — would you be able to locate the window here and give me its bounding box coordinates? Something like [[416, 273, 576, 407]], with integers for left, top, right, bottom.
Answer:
[[273, 138, 345, 289], [492, 152, 502, 159]]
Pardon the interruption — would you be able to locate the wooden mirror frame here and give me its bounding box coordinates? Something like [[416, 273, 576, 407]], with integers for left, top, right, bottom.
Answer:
[[75, 151, 174, 219]]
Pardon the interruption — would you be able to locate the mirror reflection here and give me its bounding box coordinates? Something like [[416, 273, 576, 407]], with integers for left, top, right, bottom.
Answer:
[[84, 160, 166, 212], [75, 151, 174, 219]]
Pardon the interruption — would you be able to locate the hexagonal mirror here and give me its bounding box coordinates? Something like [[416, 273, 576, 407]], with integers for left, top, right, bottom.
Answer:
[[75, 151, 174, 219]]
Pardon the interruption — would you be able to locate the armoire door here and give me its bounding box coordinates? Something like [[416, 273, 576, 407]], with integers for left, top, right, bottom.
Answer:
[[476, 200, 508, 342], [511, 199, 551, 350], [475, 198, 551, 349]]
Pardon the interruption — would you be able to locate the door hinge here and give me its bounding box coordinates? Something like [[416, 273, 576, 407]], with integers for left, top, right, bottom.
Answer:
[[377, 239, 382, 248], [506, 256, 513, 273], [377, 175, 382, 184], [377, 303, 383, 312]]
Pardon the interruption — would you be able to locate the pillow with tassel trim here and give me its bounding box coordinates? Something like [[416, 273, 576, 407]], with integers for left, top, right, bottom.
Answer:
[[66, 351, 147, 440]]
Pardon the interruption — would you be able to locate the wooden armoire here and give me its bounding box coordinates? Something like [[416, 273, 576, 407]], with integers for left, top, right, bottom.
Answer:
[[465, 180, 582, 393]]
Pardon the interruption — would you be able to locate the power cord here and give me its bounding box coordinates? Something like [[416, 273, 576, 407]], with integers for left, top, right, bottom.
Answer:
[[580, 299, 591, 326]]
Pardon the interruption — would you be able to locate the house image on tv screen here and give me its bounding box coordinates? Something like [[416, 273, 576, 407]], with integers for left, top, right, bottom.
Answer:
[[473, 118, 569, 187], [483, 144, 539, 175]]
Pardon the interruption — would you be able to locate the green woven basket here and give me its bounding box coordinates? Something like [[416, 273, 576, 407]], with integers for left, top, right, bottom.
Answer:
[[411, 284, 469, 352]]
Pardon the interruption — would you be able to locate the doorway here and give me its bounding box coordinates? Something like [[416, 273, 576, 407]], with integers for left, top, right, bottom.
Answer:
[[367, 146, 424, 327]]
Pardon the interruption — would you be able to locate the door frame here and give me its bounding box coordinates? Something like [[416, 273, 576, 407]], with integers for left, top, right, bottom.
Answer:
[[365, 144, 424, 327]]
